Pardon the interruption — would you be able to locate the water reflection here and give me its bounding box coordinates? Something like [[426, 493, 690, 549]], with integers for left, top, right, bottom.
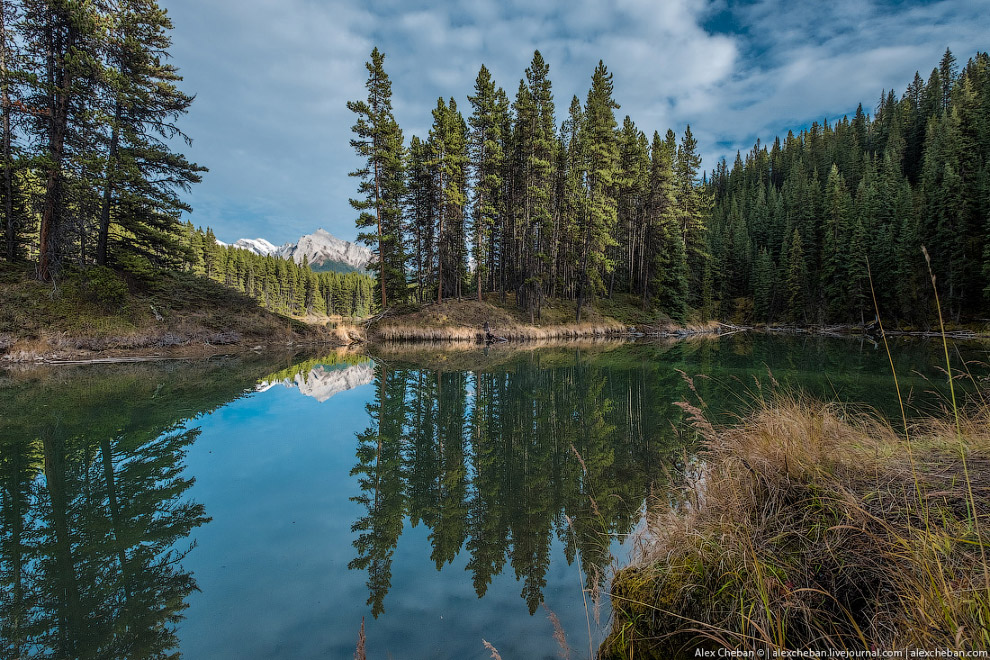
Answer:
[[348, 337, 988, 618], [0, 356, 301, 659], [256, 354, 374, 402], [350, 345, 695, 617], [0, 338, 983, 657]]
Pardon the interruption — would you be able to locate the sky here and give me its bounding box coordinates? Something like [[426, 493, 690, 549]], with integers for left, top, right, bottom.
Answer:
[[157, 0, 990, 246]]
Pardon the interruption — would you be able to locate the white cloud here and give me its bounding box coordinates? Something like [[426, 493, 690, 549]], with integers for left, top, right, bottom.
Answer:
[[159, 0, 989, 244]]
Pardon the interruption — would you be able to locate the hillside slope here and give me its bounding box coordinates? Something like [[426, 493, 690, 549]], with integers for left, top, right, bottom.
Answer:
[[0, 263, 357, 361]]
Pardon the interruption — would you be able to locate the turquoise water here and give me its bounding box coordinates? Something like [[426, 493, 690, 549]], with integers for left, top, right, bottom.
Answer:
[[0, 336, 985, 659]]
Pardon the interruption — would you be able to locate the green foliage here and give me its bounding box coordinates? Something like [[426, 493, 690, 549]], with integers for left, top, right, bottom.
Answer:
[[348, 48, 407, 309], [81, 266, 129, 309], [0, 0, 203, 280], [707, 49, 990, 324], [574, 61, 620, 320], [176, 225, 375, 318]]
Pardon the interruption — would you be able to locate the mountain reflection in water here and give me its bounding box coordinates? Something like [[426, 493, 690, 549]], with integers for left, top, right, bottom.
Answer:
[[0, 351, 368, 659], [0, 338, 983, 659]]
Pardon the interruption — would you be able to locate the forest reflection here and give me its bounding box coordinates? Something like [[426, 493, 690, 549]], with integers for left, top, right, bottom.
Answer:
[[0, 357, 286, 659], [349, 344, 700, 617], [348, 335, 987, 617]]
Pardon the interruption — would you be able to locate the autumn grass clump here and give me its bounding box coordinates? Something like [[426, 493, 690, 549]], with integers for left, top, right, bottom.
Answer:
[[600, 393, 990, 658]]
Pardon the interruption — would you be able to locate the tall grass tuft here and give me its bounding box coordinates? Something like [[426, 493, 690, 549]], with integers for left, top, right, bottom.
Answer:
[[543, 602, 572, 660], [482, 639, 503, 660], [354, 617, 366, 660], [600, 392, 990, 657]]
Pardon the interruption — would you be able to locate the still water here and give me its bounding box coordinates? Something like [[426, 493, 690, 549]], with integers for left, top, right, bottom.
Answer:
[[0, 336, 986, 659]]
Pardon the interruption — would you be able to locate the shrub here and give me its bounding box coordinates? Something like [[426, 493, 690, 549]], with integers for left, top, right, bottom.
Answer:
[[82, 266, 129, 309]]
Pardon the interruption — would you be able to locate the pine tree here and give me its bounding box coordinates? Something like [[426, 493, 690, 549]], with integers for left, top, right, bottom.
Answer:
[[822, 164, 851, 318], [95, 0, 205, 268], [512, 51, 556, 319], [406, 135, 435, 303], [574, 61, 619, 322], [467, 65, 506, 302], [348, 47, 406, 310], [646, 131, 687, 320], [0, 0, 23, 261], [429, 97, 468, 302], [21, 0, 106, 280], [753, 247, 773, 322], [786, 229, 808, 323], [675, 125, 708, 305]]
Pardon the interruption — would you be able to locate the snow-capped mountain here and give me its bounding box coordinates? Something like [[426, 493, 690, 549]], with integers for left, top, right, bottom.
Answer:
[[290, 229, 373, 271], [221, 229, 373, 271], [256, 363, 375, 402], [232, 237, 280, 256]]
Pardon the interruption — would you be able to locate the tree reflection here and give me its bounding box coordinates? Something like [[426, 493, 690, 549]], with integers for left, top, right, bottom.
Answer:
[[0, 355, 284, 659], [0, 423, 207, 659], [350, 345, 696, 616]]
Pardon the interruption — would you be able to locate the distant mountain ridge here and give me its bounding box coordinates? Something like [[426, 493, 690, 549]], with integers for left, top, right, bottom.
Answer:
[[219, 229, 373, 272]]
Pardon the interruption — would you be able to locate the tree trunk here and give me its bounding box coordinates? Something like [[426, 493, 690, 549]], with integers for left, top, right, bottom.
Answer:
[[42, 427, 83, 657], [1, 0, 14, 261], [437, 168, 444, 304], [38, 21, 73, 282], [96, 101, 122, 266], [374, 158, 386, 309], [476, 189, 483, 302]]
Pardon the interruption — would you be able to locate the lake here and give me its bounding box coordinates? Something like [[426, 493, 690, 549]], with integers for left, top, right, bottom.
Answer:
[[1, 335, 986, 659]]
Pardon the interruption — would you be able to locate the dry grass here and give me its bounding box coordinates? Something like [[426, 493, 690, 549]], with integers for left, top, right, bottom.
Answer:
[[600, 394, 990, 658], [369, 297, 630, 342], [482, 639, 504, 660]]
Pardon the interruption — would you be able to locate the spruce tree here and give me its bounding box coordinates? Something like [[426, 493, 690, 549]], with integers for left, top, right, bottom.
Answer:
[[348, 47, 406, 310], [467, 65, 506, 301], [95, 0, 205, 268], [574, 61, 619, 321], [786, 229, 808, 323], [675, 125, 708, 305], [753, 247, 773, 322], [429, 97, 468, 302], [646, 131, 687, 320], [21, 0, 106, 280], [0, 0, 22, 261], [406, 135, 435, 303], [822, 164, 851, 318], [511, 51, 556, 318]]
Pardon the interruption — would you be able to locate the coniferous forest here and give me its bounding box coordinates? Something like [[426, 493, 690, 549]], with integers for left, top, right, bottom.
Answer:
[[352, 47, 990, 325], [0, 1, 987, 329], [0, 1, 374, 319]]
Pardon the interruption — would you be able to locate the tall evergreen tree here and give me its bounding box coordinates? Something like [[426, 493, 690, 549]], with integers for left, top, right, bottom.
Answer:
[[96, 0, 205, 268], [0, 0, 22, 261], [348, 47, 406, 310], [574, 61, 619, 321], [645, 131, 687, 320], [674, 125, 708, 304], [429, 97, 468, 301], [21, 0, 106, 280], [467, 65, 506, 302]]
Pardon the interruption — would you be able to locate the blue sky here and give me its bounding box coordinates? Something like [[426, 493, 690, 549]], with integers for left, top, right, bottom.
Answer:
[[158, 0, 989, 246]]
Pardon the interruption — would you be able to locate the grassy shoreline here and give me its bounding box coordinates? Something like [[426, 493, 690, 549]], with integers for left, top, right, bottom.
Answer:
[[599, 392, 990, 658], [0, 263, 360, 363], [367, 295, 722, 342], [4, 261, 985, 363]]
